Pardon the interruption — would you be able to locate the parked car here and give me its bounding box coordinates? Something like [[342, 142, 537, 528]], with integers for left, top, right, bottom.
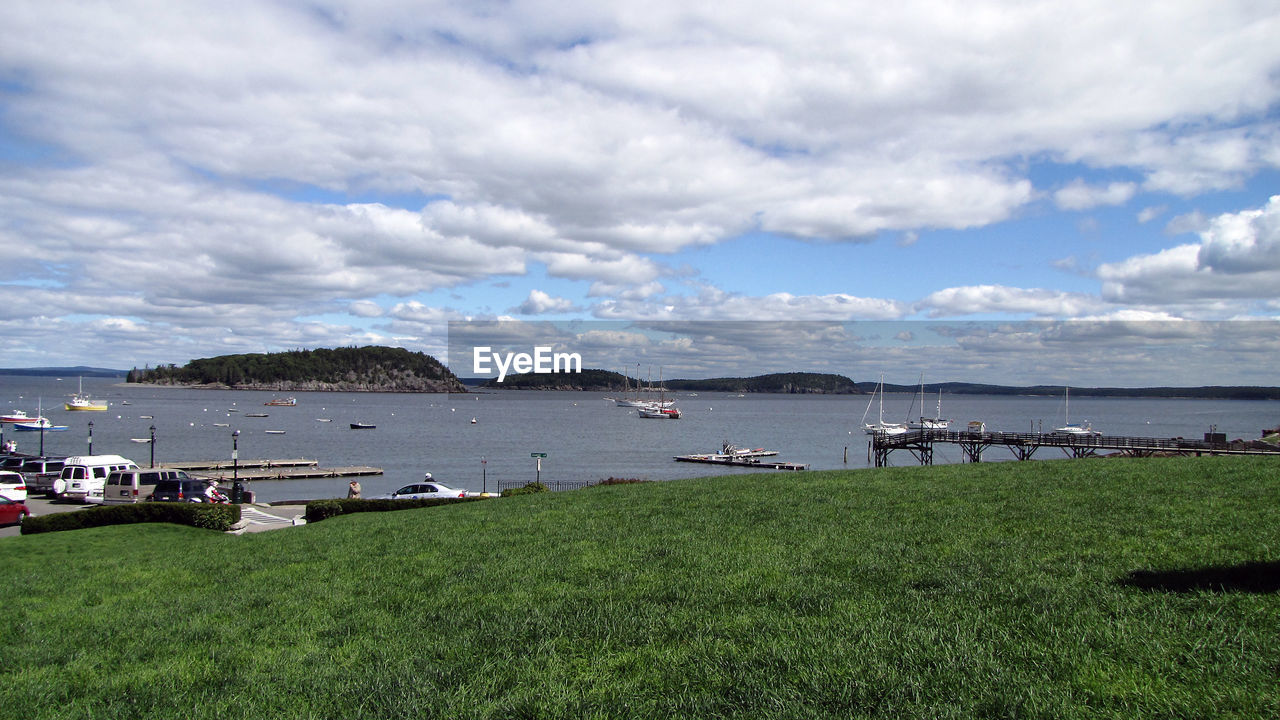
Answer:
[[19, 457, 66, 496], [376, 480, 471, 500], [0, 470, 27, 502], [104, 468, 191, 504], [149, 477, 228, 503], [0, 497, 30, 527]]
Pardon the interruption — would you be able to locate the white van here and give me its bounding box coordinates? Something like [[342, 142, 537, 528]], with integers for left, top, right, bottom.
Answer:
[[53, 455, 139, 503], [103, 468, 191, 504]]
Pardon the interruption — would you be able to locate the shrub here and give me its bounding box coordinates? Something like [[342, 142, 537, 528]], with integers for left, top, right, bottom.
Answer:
[[501, 481, 550, 497], [304, 496, 483, 523], [21, 503, 242, 535], [594, 477, 648, 486]]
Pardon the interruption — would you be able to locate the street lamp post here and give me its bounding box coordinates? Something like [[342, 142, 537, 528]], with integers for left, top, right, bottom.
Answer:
[[231, 430, 243, 504], [88, 420, 94, 455], [149, 424, 156, 468]]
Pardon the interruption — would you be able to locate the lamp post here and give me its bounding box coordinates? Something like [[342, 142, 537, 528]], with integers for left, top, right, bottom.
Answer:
[[149, 424, 156, 468], [231, 430, 243, 504], [87, 420, 94, 455]]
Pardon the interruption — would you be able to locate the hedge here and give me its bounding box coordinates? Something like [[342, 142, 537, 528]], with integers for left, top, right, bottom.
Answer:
[[304, 496, 485, 523], [21, 503, 242, 535]]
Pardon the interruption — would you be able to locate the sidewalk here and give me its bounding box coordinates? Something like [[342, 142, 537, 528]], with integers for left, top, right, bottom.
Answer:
[[232, 504, 308, 533]]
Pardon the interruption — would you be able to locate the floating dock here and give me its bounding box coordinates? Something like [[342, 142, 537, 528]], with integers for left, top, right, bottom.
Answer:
[[161, 458, 382, 480], [674, 446, 807, 471]]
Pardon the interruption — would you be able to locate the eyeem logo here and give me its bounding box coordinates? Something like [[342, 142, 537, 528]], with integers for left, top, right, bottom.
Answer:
[[473, 346, 582, 383]]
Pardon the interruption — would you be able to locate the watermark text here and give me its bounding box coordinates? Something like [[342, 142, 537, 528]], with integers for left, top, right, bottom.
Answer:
[[474, 346, 582, 382]]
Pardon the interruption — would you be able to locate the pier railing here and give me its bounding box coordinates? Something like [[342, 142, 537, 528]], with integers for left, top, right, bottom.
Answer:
[[869, 429, 1280, 467]]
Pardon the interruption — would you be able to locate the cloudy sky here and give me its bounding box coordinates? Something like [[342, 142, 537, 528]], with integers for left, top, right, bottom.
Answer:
[[3, 1, 1279, 385]]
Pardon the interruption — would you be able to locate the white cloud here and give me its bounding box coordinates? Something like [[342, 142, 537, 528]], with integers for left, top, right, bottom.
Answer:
[[1053, 179, 1137, 210], [513, 289, 579, 315], [594, 285, 909, 321], [918, 285, 1105, 318], [1098, 196, 1280, 306]]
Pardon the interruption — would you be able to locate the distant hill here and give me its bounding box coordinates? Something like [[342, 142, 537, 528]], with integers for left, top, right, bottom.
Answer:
[[128, 346, 465, 393], [0, 367, 125, 378], [481, 372, 1280, 399], [483, 370, 859, 394]]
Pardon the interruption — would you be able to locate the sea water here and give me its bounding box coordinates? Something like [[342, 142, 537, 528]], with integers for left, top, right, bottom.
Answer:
[[2, 375, 1276, 503]]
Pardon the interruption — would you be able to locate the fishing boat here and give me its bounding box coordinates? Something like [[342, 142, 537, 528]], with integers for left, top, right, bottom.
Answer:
[[64, 377, 108, 411], [1054, 385, 1100, 436], [1, 410, 36, 424], [908, 374, 950, 430], [265, 397, 297, 406], [862, 374, 907, 436], [12, 418, 68, 432]]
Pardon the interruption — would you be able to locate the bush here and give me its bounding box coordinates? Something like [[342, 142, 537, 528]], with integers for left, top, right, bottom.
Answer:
[[304, 496, 483, 523], [21, 503, 242, 535], [594, 477, 648, 486], [501, 481, 550, 497]]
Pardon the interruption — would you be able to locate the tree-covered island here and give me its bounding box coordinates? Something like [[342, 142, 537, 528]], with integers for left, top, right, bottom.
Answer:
[[128, 346, 465, 393]]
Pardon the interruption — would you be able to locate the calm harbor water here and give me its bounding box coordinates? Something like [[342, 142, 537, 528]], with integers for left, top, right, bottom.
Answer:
[[3, 375, 1277, 503]]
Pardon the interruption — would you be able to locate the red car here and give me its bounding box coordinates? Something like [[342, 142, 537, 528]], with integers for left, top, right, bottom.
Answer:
[[0, 497, 30, 527]]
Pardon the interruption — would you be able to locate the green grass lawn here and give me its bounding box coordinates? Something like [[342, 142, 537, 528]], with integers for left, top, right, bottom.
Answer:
[[2, 456, 1278, 719]]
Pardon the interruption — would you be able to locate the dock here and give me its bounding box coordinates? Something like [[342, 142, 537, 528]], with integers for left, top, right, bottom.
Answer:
[[869, 429, 1280, 467], [160, 458, 382, 480], [674, 450, 808, 471]]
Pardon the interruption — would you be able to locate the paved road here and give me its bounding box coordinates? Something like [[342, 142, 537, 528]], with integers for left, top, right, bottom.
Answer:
[[1, 495, 307, 538]]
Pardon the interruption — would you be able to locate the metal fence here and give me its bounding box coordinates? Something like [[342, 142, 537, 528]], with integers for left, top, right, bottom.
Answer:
[[494, 478, 598, 494]]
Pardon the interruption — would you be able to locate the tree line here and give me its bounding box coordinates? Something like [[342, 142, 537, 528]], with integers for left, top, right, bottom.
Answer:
[[128, 346, 464, 392]]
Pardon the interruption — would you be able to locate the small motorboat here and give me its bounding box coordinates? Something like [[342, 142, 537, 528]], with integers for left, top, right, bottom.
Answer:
[[13, 418, 68, 432], [350, 422, 376, 430]]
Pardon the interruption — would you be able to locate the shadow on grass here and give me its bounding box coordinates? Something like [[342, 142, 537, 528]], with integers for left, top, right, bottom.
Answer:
[[1119, 560, 1280, 594]]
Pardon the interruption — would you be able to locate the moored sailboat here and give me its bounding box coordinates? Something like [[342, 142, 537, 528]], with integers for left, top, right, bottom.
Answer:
[[862, 374, 907, 435]]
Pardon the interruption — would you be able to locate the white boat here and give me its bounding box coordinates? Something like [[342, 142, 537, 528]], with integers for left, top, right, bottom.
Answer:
[[862, 374, 907, 436], [908, 375, 950, 430], [1, 410, 35, 424], [1054, 386, 1100, 436], [64, 377, 108, 411]]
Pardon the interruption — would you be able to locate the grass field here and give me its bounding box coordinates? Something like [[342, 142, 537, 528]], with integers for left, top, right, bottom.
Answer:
[[2, 456, 1278, 718]]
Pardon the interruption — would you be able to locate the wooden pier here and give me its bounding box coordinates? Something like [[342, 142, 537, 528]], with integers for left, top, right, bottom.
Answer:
[[160, 458, 382, 480], [869, 429, 1280, 467]]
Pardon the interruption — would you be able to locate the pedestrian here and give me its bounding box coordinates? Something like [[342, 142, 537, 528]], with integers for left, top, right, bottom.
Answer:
[[347, 479, 362, 499]]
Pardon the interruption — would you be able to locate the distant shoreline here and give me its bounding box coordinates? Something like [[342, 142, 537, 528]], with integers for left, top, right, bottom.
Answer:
[[3, 370, 1277, 401]]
